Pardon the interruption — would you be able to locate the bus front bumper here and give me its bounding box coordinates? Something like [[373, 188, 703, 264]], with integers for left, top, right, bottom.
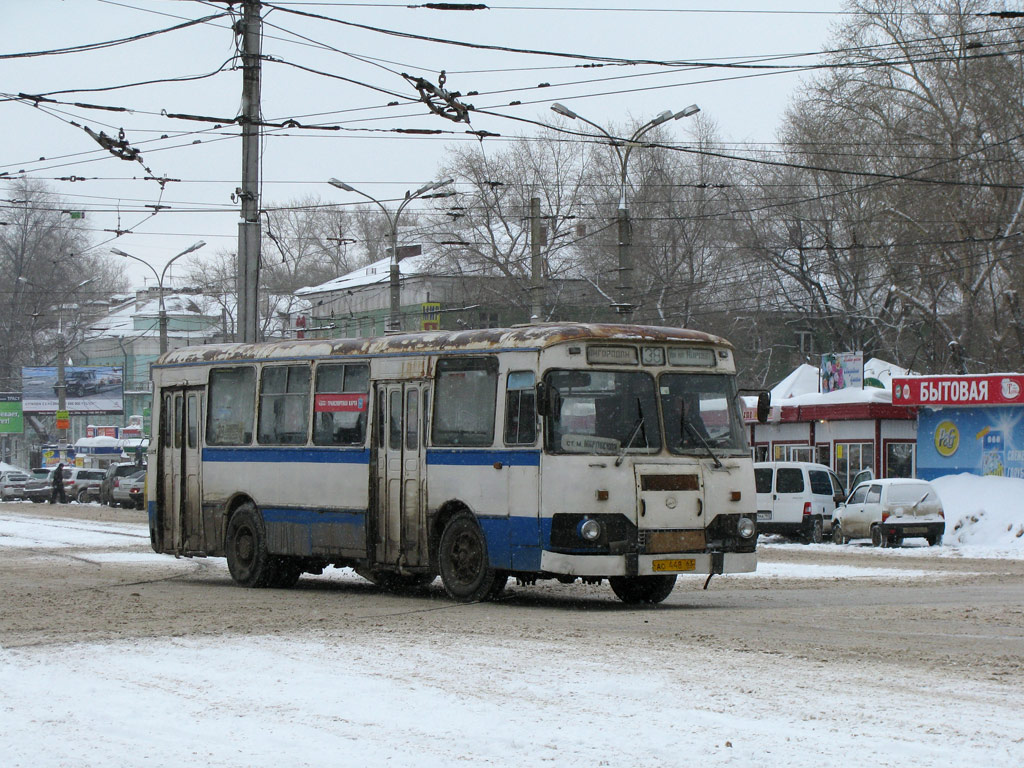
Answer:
[[539, 550, 756, 578]]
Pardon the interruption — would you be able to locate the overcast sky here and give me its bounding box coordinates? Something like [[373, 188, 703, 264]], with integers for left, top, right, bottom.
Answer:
[[4, 0, 846, 288]]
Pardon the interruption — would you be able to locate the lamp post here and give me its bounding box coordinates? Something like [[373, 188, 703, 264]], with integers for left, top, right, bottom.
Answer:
[[110, 241, 207, 354], [328, 178, 453, 334], [550, 102, 700, 317]]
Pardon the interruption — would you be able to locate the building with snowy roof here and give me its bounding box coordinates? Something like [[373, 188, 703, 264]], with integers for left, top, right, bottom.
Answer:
[[296, 246, 602, 338], [746, 358, 920, 488]]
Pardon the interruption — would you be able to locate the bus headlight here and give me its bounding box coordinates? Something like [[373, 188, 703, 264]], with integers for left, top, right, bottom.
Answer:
[[579, 518, 602, 542], [737, 517, 756, 539]]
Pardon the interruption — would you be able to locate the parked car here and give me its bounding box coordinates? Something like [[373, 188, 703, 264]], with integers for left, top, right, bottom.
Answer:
[[832, 478, 945, 547], [99, 462, 145, 505], [24, 467, 59, 503], [112, 469, 146, 510], [62, 467, 107, 503], [754, 461, 846, 543], [0, 470, 30, 500]]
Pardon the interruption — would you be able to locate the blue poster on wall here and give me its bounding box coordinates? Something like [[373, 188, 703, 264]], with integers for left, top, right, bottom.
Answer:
[[917, 406, 1024, 480]]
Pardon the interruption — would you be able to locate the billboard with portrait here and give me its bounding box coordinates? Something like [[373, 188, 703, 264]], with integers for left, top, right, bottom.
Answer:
[[22, 366, 124, 414], [820, 351, 864, 393]]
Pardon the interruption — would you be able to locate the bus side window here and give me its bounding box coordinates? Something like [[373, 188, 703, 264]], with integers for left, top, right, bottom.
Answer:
[[174, 394, 183, 449], [432, 357, 498, 447], [504, 371, 536, 445], [187, 393, 199, 448], [162, 394, 172, 448], [207, 367, 256, 446], [258, 365, 311, 445], [406, 389, 419, 451], [313, 363, 369, 446]]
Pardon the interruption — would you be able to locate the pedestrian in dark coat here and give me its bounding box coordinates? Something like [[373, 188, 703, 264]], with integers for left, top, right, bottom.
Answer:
[[49, 462, 67, 504]]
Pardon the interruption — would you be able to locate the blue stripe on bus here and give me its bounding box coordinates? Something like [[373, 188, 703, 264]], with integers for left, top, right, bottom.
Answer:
[[478, 514, 552, 571], [202, 446, 370, 464], [261, 506, 366, 524], [426, 449, 541, 467]]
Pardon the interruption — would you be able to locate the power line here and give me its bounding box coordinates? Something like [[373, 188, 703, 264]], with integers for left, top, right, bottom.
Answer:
[[0, 12, 229, 60]]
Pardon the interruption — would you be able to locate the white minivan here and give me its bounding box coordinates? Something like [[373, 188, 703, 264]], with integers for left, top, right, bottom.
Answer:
[[754, 461, 846, 543]]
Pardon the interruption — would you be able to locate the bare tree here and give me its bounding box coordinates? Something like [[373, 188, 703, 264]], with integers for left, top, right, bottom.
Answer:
[[427, 129, 599, 322], [0, 178, 127, 385]]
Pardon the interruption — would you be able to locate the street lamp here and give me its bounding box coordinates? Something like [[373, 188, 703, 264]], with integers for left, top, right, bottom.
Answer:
[[550, 102, 700, 316], [110, 241, 206, 354], [328, 178, 453, 334]]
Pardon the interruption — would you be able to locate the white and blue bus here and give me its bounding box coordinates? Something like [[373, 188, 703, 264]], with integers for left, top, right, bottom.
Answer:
[[148, 322, 768, 603]]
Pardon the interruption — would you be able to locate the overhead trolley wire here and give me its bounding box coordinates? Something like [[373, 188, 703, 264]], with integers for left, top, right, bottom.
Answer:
[[0, 12, 230, 60]]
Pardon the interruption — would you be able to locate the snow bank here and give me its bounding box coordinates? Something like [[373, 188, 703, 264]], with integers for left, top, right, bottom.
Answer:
[[932, 474, 1024, 554]]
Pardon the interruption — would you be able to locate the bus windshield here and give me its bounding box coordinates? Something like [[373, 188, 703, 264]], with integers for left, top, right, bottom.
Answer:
[[544, 370, 661, 455], [660, 373, 746, 455]]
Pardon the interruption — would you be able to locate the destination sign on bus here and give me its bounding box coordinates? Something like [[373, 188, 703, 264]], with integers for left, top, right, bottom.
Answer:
[[314, 394, 368, 412], [587, 346, 638, 365], [668, 348, 716, 367]]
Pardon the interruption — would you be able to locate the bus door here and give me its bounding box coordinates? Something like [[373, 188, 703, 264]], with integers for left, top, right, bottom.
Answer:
[[159, 386, 205, 554], [374, 381, 429, 568]]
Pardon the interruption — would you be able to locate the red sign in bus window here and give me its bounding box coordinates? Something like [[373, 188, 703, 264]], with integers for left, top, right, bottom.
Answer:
[[314, 394, 367, 413]]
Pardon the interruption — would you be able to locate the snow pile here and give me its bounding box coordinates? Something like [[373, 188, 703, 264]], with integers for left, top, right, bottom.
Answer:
[[932, 473, 1024, 553]]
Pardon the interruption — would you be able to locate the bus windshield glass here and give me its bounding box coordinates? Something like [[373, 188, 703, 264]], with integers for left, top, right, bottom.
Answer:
[[660, 372, 746, 455], [544, 370, 661, 455]]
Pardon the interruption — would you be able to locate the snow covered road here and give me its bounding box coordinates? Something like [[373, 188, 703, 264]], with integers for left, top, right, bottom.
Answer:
[[2, 505, 1024, 768]]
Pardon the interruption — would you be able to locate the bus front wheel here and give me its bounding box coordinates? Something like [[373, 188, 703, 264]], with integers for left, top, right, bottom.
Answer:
[[226, 503, 275, 588], [609, 575, 677, 604], [438, 512, 500, 602]]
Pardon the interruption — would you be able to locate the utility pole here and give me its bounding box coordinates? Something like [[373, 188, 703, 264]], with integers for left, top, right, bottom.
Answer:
[[237, 0, 262, 344], [530, 197, 544, 322]]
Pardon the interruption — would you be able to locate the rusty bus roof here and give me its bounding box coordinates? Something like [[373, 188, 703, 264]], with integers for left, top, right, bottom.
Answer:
[[155, 322, 732, 367]]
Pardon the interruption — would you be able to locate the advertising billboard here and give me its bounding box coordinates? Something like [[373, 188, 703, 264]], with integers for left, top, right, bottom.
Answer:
[[917, 406, 1024, 480], [0, 393, 24, 434], [820, 351, 864, 393], [22, 366, 124, 414]]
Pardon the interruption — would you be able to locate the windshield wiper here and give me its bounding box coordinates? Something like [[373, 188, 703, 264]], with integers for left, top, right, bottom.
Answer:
[[683, 422, 723, 468], [615, 398, 646, 467]]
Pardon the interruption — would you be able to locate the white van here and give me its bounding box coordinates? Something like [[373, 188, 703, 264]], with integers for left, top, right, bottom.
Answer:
[[753, 461, 846, 543]]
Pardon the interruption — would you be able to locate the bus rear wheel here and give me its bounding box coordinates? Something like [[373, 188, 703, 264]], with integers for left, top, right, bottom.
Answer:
[[609, 575, 677, 604], [438, 511, 499, 602], [226, 503, 275, 588]]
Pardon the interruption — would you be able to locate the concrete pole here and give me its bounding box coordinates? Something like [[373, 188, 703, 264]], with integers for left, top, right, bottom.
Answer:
[[615, 206, 633, 317], [55, 325, 67, 450], [237, 0, 262, 343], [388, 221, 400, 334], [530, 196, 544, 322]]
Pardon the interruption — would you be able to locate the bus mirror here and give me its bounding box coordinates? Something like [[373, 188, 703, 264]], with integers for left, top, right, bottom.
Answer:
[[756, 392, 771, 424], [536, 382, 561, 419]]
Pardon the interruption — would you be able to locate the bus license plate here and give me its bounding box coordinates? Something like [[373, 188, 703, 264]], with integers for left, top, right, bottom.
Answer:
[[653, 558, 696, 572], [757, 512, 771, 521]]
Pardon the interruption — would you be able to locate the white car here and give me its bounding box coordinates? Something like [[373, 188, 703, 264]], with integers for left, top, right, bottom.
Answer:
[[832, 478, 945, 547], [0, 470, 30, 500]]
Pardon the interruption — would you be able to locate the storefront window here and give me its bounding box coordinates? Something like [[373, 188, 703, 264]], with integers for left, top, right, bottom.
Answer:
[[835, 442, 874, 488], [886, 442, 915, 478]]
